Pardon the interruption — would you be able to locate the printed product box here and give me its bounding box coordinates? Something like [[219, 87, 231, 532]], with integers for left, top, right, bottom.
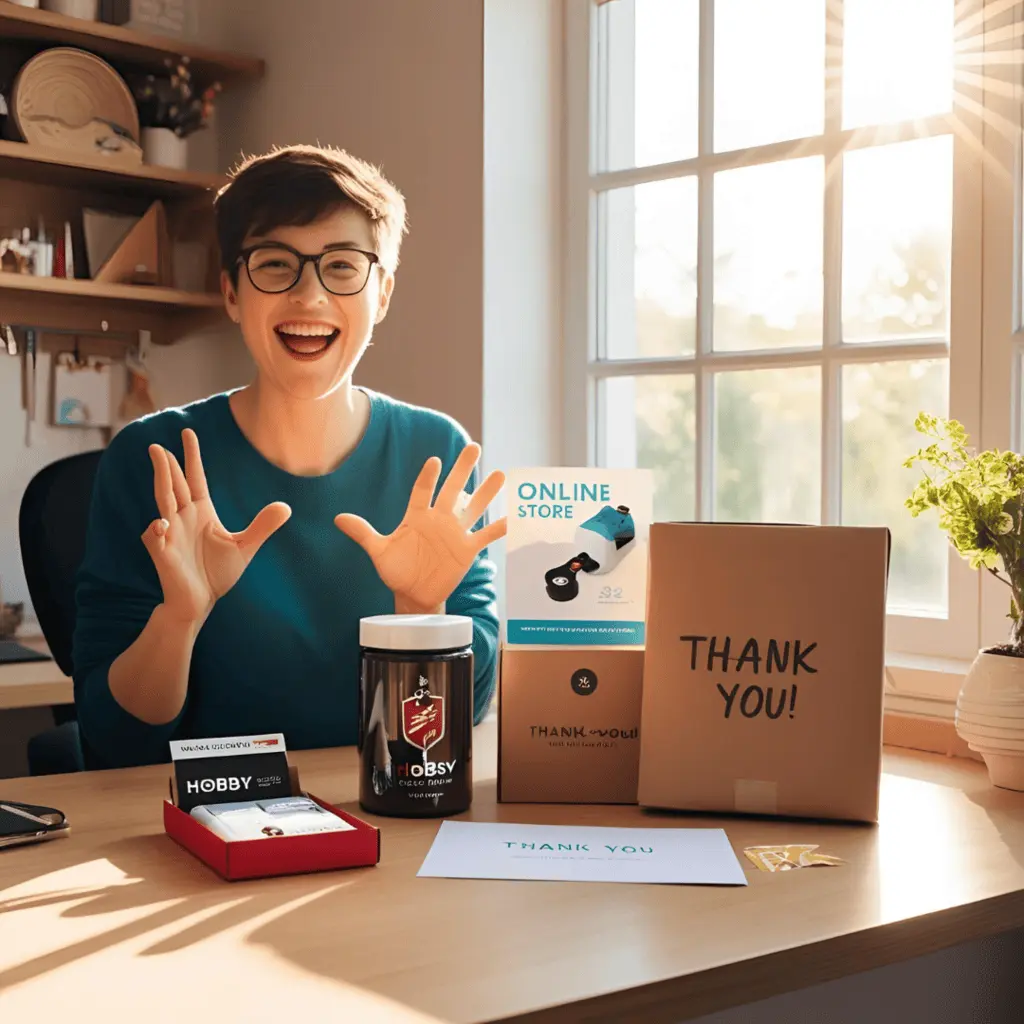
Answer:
[[505, 468, 653, 646], [498, 644, 644, 804]]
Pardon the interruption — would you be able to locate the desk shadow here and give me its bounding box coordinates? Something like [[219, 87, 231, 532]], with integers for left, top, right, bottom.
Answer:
[[0, 831, 363, 992]]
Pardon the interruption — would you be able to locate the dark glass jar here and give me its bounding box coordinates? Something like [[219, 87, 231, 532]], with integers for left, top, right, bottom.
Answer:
[[358, 614, 473, 817]]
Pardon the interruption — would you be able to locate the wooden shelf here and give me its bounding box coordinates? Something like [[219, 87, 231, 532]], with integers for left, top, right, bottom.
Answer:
[[0, 140, 226, 196], [0, 3, 264, 86], [0, 271, 225, 342]]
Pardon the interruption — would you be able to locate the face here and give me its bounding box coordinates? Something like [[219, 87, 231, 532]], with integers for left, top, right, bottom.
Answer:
[[221, 206, 394, 401]]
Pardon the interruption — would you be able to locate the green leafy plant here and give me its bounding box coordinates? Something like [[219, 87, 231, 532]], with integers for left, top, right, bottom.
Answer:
[[906, 413, 1024, 655]]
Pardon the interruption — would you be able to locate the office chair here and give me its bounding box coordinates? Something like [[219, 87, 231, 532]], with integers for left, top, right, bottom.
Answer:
[[18, 449, 104, 775]]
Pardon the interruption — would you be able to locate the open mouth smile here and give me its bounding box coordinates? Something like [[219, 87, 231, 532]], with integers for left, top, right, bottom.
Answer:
[[274, 321, 341, 361]]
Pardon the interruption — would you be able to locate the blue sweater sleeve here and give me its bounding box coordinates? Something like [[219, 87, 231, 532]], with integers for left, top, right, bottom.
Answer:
[[72, 422, 187, 767], [438, 431, 500, 725]]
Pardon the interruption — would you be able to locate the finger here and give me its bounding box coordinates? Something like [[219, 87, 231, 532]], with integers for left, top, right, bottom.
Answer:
[[334, 513, 386, 559], [408, 457, 443, 512], [149, 445, 176, 521], [140, 517, 169, 558], [166, 448, 191, 510], [182, 429, 209, 500], [234, 502, 292, 560], [436, 443, 481, 513], [460, 468, 505, 528], [472, 516, 507, 552]]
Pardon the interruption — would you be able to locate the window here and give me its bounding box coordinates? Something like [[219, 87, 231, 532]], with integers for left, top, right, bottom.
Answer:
[[565, 0, 993, 667]]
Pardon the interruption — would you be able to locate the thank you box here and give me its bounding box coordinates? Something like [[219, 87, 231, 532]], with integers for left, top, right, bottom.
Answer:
[[506, 468, 652, 646], [638, 523, 890, 823]]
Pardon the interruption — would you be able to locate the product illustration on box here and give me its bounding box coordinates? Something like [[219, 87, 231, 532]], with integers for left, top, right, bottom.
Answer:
[[507, 470, 652, 645], [543, 504, 637, 602]]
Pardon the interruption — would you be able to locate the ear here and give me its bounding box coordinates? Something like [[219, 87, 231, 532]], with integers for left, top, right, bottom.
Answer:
[[375, 271, 395, 325], [221, 269, 240, 324]]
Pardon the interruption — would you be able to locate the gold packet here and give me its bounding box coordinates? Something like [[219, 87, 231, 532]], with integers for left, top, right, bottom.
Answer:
[[743, 844, 844, 873]]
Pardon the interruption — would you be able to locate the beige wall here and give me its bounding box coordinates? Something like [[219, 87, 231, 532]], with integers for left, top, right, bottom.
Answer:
[[203, 0, 486, 439]]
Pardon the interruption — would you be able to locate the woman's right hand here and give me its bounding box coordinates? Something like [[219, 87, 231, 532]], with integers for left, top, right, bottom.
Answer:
[[141, 428, 291, 627]]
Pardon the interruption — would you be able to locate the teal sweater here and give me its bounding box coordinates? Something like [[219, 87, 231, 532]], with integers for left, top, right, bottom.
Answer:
[[72, 390, 499, 769]]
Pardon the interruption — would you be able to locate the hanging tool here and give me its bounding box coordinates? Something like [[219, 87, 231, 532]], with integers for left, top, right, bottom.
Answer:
[[24, 328, 36, 446], [2, 324, 16, 356]]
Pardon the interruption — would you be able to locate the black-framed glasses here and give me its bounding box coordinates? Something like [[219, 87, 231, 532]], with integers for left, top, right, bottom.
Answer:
[[238, 242, 380, 296]]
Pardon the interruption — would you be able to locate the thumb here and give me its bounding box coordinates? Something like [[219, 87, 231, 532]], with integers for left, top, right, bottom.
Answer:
[[234, 501, 292, 560], [335, 513, 385, 559]]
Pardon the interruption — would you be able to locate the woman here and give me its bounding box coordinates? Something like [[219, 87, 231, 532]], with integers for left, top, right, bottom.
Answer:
[[72, 144, 505, 768]]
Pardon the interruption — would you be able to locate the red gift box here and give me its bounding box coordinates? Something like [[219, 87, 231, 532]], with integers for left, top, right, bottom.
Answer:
[[164, 768, 380, 881]]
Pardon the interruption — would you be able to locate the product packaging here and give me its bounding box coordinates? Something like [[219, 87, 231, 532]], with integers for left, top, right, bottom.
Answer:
[[638, 523, 890, 823], [498, 644, 644, 803]]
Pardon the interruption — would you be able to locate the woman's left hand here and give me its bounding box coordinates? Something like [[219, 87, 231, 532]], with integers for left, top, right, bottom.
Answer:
[[334, 443, 507, 614]]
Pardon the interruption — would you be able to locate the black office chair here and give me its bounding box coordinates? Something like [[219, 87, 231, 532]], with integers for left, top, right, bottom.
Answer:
[[18, 449, 104, 775]]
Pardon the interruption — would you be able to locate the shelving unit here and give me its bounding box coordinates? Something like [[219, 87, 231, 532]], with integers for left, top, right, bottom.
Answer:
[[0, 139, 227, 196], [0, 3, 264, 86], [0, 5, 263, 344]]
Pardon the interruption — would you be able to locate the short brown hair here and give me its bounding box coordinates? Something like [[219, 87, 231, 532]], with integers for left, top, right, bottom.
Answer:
[[214, 144, 408, 284]]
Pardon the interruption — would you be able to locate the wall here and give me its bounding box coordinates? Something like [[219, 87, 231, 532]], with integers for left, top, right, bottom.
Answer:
[[202, 0, 487, 440], [482, 0, 565, 605]]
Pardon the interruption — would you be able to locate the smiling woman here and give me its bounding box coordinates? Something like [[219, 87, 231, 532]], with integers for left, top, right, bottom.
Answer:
[[70, 145, 506, 769]]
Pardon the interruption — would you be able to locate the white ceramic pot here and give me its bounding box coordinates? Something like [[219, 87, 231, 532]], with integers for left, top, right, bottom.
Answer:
[[142, 127, 187, 170], [41, 0, 98, 19], [956, 650, 1024, 790]]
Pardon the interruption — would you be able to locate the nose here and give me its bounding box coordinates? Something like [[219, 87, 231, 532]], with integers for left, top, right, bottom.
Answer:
[[288, 260, 329, 304]]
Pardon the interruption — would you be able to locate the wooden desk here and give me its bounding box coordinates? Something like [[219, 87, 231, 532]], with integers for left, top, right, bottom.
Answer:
[[0, 637, 72, 710], [2, 725, 1024, 1023]]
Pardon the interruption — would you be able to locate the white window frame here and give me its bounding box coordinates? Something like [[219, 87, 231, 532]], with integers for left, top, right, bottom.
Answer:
[[564, 0, 990, 700]]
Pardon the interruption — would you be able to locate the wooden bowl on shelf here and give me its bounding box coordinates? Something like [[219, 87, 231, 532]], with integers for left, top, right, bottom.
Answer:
[[9, 47, 142, 164]]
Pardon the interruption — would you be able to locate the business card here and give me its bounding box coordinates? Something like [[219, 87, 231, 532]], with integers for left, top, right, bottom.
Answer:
[[170, 733, 292, 813]]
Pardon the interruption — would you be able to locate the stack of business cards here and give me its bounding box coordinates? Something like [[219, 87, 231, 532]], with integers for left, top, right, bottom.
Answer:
[[190, 796, 356, 841]]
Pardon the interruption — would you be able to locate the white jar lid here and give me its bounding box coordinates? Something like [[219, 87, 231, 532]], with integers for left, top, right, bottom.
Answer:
[[359, 614, 473, 652]]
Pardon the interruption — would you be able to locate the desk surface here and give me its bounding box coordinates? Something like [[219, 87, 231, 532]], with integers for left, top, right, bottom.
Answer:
[[0, 636, 72, 710], [2, 725, 1024, 1023]]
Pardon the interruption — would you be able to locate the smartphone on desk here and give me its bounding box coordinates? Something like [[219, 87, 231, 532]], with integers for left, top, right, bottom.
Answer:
[[0, 801, 70, 849]]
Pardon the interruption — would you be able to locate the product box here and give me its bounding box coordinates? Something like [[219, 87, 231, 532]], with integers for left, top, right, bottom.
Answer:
[[505, 468, 653, 645], [164, 736, 379, 880], [638, 523, 890, 823], [498, 644, 644, 804]]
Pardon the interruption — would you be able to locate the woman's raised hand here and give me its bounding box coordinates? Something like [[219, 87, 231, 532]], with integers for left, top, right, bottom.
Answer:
[[334, 443, 506, 613], [142, 429, 291, 626]]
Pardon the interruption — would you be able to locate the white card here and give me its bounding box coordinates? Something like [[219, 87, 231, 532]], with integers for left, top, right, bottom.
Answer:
[[505, 468, 653, 645], [417, 822, 747, 886]]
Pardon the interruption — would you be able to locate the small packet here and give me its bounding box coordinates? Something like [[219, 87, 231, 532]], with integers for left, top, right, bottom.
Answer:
[[743, 844, 844, 873]]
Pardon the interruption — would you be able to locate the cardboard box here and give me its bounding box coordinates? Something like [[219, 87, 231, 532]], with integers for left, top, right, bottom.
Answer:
[[638, 523, 889, 823], [164, 765, 380, 881], [498, 645, 644, 803]]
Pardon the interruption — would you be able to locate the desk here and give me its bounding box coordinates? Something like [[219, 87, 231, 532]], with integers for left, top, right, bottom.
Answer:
[[2, 725, 1024, 1023], [0, 637, 72, 710]]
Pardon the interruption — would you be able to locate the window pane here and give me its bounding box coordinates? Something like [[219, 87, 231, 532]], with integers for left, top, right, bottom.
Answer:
[[842, 136, 952, 343], [600, 178, 698, 359], [714, 0, 824, 152], [602, 375, 696, 522], [598, 0, 699, 171], [843, 0, 954, 129], [714, 158, 823, 351], [842, 359, 949, 616], [713, 367, 821, 523]]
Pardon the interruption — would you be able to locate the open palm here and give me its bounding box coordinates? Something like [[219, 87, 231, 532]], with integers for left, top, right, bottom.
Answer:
[[335, 443, 506, 613], [142, 429, 291, 625]]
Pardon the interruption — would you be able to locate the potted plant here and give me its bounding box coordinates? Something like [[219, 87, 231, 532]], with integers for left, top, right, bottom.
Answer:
[[130, 58, 220, 170], [906, 412, 1024, 789]]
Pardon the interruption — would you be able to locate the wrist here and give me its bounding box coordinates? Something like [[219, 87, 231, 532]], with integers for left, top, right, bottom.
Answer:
[[153, 602, 206, 640], [394, 593, 445, 616]]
